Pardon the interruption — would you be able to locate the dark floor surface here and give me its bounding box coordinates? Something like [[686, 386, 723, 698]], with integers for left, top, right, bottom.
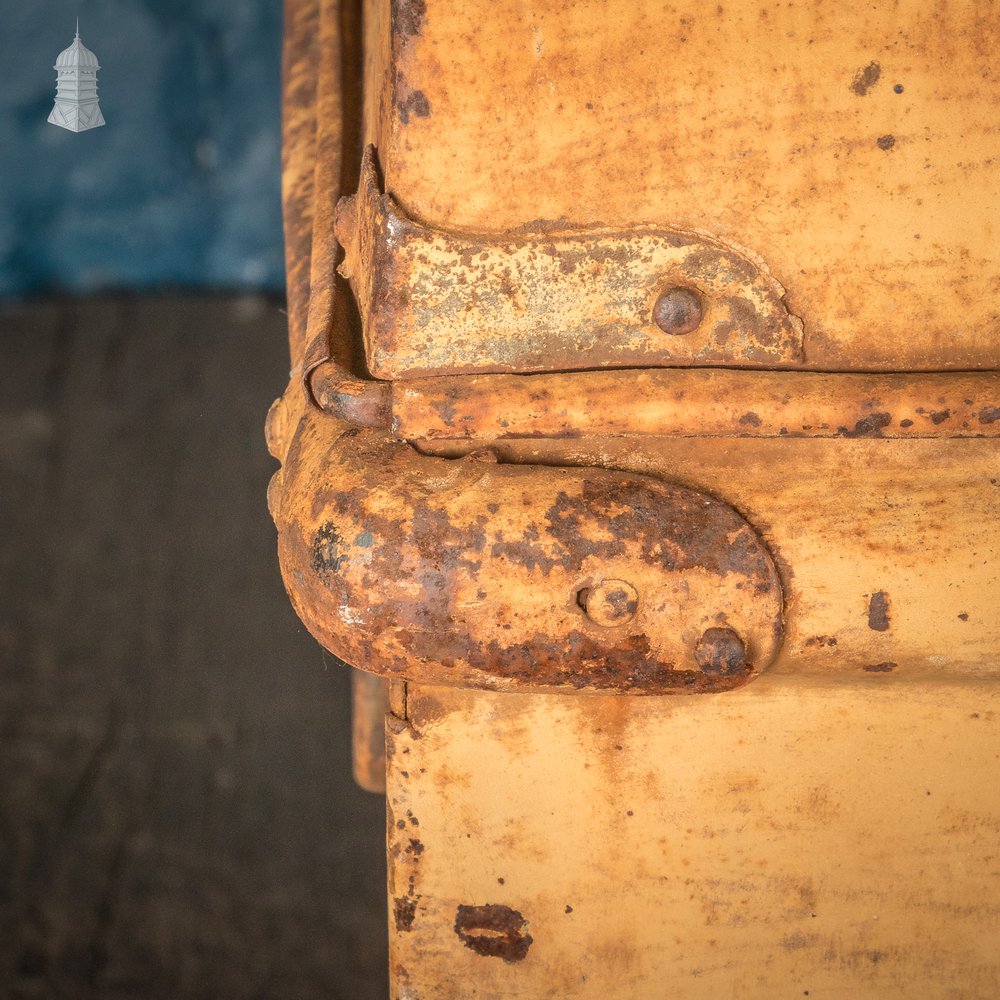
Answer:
[[0, 295, 388, 999]]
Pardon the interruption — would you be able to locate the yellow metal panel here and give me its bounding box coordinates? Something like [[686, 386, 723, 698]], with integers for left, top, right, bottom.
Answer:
[[372, 0, 1000, 371], [388, 678, 1000, 999]]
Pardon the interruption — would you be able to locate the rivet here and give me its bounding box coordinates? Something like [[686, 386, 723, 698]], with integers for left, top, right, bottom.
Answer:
[[652, 286, 703, 335], [694, 627, 747, 676], [579, 580, 639, 628]]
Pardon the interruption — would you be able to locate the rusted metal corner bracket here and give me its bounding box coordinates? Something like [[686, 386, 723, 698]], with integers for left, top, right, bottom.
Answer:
[[273, 424, 785, 695], [336, 146, 805, 380]]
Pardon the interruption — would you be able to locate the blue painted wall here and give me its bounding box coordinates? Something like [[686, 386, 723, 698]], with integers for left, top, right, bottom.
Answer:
[[0, 1, 284, 298]]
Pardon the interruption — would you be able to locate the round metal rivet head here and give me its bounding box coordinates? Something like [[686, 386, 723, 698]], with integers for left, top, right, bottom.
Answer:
[[695, 627, 748, 676], [579, 580, 639, 628], [652, 287, 703, 335]]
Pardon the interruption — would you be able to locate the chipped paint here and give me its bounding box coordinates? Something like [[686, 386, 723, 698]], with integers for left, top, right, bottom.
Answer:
[[385, 369, 1000, 442], [274, 426, 785, 694], [454, 904, 533, 963], [335, 147, 804, 380]]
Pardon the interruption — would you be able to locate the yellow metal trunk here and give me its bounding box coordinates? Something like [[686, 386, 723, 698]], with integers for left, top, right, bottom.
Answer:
[[268, 0, 1000, 995]]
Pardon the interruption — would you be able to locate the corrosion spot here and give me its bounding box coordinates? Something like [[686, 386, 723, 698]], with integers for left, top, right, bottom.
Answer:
[[580, 580, 639, 627], [409, 90, 431, 117], [394, 896, 418, 932], [867, 591, 891, 632], [958, 612, 969, 621], [979, 406, 1000, 424], [805, 635, 837, 648], [454, 904, 533, 963], [312, 522, 348, 576], [929, 409, 951, 424], [851, 61, 881, 96], [694, 627, 747, 676], [894, 83, 904, 94], [899, 418, 914, 427], [739, 411, 762, 427], [864, 661, 897, 673], [398, 90, 431, 124], [877, 134, 896, 151], [839, 412, 892, 438], [392, 0, 426, 38]]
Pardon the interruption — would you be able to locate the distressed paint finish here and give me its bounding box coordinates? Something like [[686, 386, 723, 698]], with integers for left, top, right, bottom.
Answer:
[[272, 424, 784, 694], [372, 0, 1000, 372], [417, 436, 1000, 676], [270, 0, 1000, 994], [387, 679, 1000, 999], [389, 369, 1000, 441], [335, 148, 805, 378]]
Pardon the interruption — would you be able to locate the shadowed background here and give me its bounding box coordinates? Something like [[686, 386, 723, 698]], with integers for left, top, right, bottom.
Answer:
[[1, 1, 285, 298], [0, 3, 387, 997]]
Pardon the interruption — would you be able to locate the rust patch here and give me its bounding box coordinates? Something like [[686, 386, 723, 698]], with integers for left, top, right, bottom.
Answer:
[[851, 61, 882, 96], [278, 429, 784, 694], [867, 591, 891, 632], [391, 0, 426, 38], [838, 412, 892, 438], [389, 369, 1000, 442], [312, 522, 348, 577], [469, 629, 748, 694], [454, 904, 533, 963], [980, 406, 1000, 424], [805, 635, 838, 648], [490, 525, 562, 575], [339, 147, 803, 381], [958, 612, 969, 621], [398, 89, 431, 125], [864, 661, 897, 673], [394, 896, 418, 932], [541, 478, 775, 582], [877, 134, 896, 151]]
